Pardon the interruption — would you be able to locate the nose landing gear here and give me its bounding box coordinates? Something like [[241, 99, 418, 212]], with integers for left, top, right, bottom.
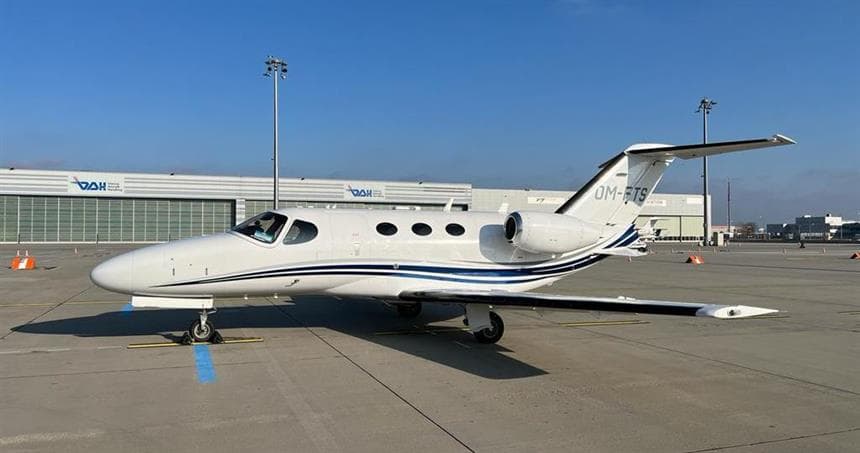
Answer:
[[185, 309, 222, 344]]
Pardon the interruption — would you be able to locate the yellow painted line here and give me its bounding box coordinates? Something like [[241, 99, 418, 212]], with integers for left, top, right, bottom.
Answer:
[[0, 300, 126, 308], [221, 338, 264, 344], [561, 319, 648, 327], [0, 303, 57, 307], [67, 300, 128, 306], [127, 342, 182, 349], [374, 326, 469, 336], [127, 337, 263, 349]]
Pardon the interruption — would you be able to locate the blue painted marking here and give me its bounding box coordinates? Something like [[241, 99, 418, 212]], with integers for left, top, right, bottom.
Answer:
[[120, 303, 133, 315], [193, 345, 217, 384]]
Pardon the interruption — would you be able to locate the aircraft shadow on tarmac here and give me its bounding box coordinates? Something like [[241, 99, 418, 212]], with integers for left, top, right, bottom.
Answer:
[[12, 296, 547, 380]]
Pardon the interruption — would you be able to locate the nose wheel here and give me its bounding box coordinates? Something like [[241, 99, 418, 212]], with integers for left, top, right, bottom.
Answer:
[[186, 309, 221, 343]]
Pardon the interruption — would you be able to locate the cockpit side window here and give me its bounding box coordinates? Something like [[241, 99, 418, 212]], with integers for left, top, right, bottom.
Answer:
[[232, 212, 288, 244], [283, 220, 318, 245]]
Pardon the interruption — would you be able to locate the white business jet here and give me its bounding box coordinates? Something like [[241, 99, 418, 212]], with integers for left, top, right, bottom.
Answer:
[[637, 217, 668, 241], [91, 135, 795, 344]]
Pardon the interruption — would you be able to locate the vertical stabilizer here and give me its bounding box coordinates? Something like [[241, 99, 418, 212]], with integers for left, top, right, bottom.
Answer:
[[555, 151, 672, 228]]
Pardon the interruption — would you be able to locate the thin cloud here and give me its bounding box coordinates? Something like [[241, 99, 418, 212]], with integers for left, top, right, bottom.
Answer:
[[552, 0, 630, 16], [1, 158, 67, 170]]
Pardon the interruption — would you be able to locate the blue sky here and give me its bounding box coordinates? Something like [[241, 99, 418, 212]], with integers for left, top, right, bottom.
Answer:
[[1, 0, 858, 223]]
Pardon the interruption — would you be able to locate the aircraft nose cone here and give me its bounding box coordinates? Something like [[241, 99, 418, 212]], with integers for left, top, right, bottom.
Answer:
[[90, 252, 135, 294]]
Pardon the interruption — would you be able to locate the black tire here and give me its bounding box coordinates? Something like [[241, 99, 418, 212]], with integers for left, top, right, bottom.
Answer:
[[188, 319, 215, 343], [396, 303, 422, 318], [473, 312, 504, 344]]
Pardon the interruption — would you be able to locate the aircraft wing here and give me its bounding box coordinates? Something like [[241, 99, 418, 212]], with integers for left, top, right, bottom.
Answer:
[[399, 290, 777, 319]]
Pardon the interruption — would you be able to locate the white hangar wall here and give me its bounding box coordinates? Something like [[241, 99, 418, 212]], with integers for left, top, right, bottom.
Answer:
[[0, 169, 706, 243], [471, 188, 709, 241]]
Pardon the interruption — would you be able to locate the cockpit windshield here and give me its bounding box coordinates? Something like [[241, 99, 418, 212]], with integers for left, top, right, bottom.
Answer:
[[231, 212, 287, 244]]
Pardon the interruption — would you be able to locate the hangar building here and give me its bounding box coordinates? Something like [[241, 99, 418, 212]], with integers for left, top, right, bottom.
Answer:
[[0, 168, 707, 243], [471, 188, 709, 242]]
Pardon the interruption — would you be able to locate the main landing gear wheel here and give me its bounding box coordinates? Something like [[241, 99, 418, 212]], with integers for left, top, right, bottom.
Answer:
[[396, 302, 422, 318], [473, 312, 504, 344]]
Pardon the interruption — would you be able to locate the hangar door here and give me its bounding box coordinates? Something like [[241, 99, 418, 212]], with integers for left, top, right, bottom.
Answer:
[[0, 195, 233, 243]]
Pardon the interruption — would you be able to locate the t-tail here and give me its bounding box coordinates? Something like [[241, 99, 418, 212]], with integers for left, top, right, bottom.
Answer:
[[555, 135, 796, 229]]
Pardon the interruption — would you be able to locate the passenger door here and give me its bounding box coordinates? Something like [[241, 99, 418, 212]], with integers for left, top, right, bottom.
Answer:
[[331, 213, 367, 259]]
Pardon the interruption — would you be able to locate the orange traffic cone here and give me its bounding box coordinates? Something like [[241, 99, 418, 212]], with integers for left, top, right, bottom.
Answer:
[[12, 250, 36, 270], [686, 255, 705, 265]]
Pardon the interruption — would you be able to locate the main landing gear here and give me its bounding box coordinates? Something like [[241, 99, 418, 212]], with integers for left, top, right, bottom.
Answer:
[[391, 301, 505, 344], [396, 302, 423, 318], [186, 309, 222, 344], [472, 312, 504, 344], [464, 305, 505, 344]]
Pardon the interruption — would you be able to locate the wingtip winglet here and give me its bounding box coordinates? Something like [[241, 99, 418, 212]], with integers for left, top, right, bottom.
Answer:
[[696, 305, 779, 319], [773, 134, 796, 145]]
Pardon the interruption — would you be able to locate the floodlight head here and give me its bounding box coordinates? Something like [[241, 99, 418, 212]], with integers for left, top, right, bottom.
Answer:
[[696, 97, 717, 113]]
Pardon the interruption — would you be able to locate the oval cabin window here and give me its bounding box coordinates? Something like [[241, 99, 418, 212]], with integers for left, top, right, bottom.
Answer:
[[411, 223, 432, 236], [376, 222, 398, 236], [445, 223, 465, 236]]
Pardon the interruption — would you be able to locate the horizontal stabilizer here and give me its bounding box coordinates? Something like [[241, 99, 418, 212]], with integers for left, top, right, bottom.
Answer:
[[625, 134, 795, 160], [400, 290, 778, 319], [596, 246, 647, 257]]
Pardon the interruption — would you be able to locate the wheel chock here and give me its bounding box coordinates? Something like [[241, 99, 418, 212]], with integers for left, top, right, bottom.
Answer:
[[686, 255, 704, 265], [128, 335, 263, 349], [210, 331, 224, 344], [180, 332, 194, 345]]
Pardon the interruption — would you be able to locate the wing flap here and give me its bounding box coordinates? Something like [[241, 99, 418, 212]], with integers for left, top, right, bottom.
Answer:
[[400, 290, 777, 319]]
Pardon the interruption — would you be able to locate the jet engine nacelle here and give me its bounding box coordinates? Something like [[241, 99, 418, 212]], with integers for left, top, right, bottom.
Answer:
[[504, 211, 603, 254]]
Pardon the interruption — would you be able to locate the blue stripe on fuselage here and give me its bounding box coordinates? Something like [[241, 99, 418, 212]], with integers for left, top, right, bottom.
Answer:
[[155, 224, 636, 288], [159, 254, 609, 287]]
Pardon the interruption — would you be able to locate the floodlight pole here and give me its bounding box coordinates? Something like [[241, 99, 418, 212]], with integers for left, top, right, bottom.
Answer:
[[727, 178, 732, 237], [696, 97, 716, 245], [264, 56, 288, 209]]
